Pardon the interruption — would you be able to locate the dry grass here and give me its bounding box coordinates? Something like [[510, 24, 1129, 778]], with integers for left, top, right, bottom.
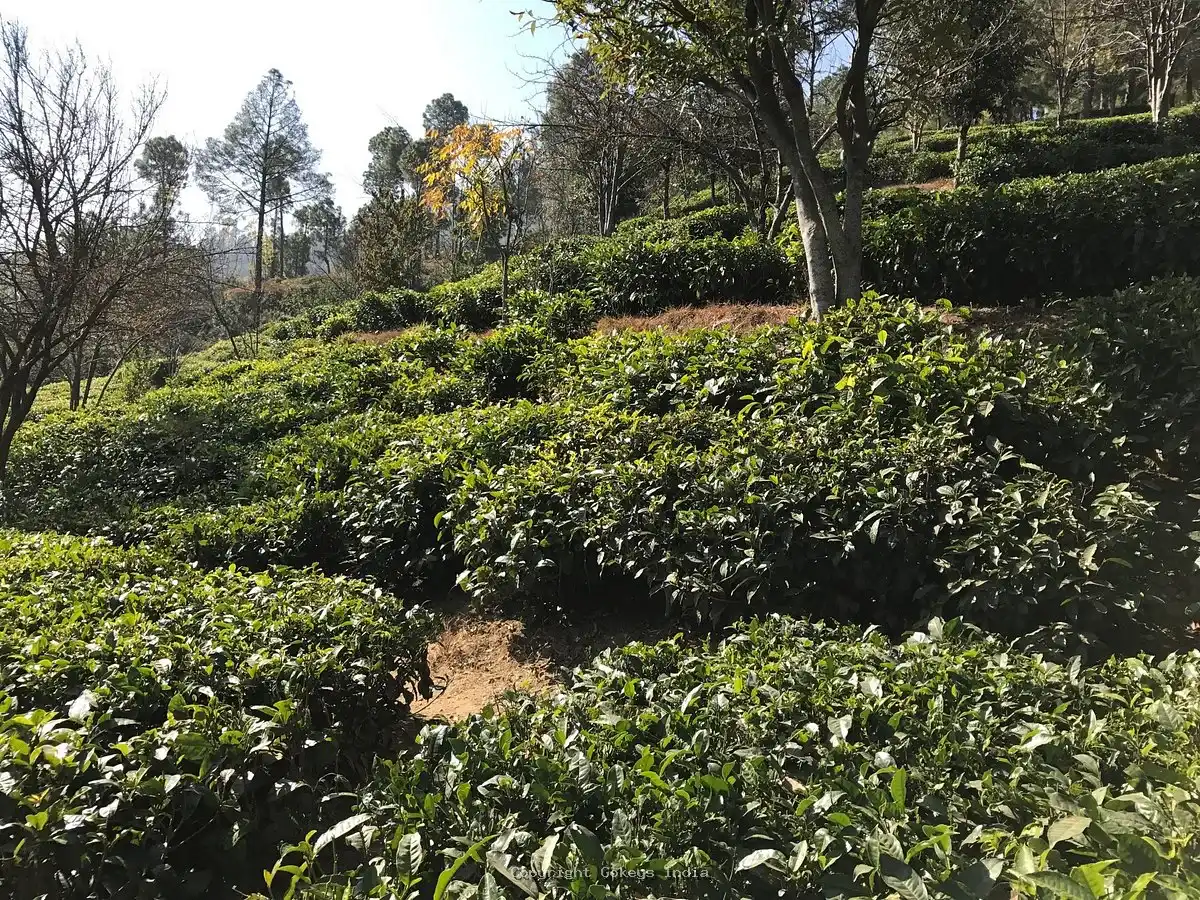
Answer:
[[887, 177, 956, 192], [596, 303, 806, 335]]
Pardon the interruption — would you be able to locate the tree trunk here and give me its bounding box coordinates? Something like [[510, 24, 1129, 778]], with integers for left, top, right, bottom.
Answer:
[[1150, 59, 1173, 123], [789, 170, 835, 319], [1081, 57, 1096, 116], [709, 172, 717, 205], [661, 158, 671, 219], [1056, 75, 1068, 126], [766, 180, 794, 242], [501, 215, 513, 302], [0, 376, 35, 484], [254, 186, 267, 294], [253, 180, 268, 358], [955, 121, 971, 183], [0, 423, 15, 485], [68, 351, 83, 411], [910, 120, 923, 153], [836, 152, 867, 304], [81, 346, 103, 407]]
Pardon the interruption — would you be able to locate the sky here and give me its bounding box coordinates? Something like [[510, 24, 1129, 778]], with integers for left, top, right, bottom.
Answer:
[[2, 0, 571, 220]]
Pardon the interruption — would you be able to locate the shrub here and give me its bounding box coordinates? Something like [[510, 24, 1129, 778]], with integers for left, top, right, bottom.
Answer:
[[280, 616, 1200, 900], [0, 531, 435, 899], [429, 266, 506, 330], [958, 109, 1200, 186], [837, 148, 956, 187], [4, 297, 1196, 649], [576, 233, 796, 315], [863, 155, 1200, 305], [503, 289, 598, 340], [449, 300, 1191, 648], [349, 288, 435, 332], [1059, 277, 1200, 477], [615, 204, 752, 241], [456, 325, 552, 401], [0, 337, 486, 534]]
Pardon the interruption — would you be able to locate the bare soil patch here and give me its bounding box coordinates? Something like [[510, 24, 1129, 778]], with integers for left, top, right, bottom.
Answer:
[[414, 606, 680, 722], [414, 616, 557, 721]]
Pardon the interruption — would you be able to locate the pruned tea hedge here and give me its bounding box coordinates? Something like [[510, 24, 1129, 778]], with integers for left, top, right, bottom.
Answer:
[[5, 294, 1198, 651], [0, 531, 435, 898], [863, 155, 1200, 305], [279, 616, 1200, 899]]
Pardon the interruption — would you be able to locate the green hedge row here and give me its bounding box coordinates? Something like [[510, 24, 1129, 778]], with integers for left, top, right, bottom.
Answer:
[[873, 105, 1196, 154], [280, 616, 1200, 899], [862, 155, 1200, 304], [268, 205, 791, 340], [6, 290, 1198, 650], [277, 149, 1200, 330], [0, 531, 435, 899], [958, 108, 1200, 186]]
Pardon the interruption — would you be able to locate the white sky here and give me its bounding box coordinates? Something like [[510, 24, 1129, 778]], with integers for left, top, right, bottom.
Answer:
[[3, 0, 568, 220]]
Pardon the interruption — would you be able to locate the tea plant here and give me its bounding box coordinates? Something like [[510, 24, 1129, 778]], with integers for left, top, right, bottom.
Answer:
[[278, 616, 1200, 899], [0, 531, 435, 899]]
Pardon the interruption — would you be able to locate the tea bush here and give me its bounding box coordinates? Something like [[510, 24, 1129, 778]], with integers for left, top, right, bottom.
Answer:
[[268, 206, 796, 342], [873, 106, 1195, 154], [0, 531, 435, 899], [866, 148, 956, 185], [613, 204, 752, 241], [1055, 278, 1200, 476], [958, 110, 1200, 186], [6, 296, 1197, 650], [451, 301, 1193, 648], [279, 616, 1200, 900], [863, 155, 1200, 305], [0, 326, 561, 535]]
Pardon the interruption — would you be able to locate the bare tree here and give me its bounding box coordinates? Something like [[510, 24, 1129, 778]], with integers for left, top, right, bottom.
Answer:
[[1029, 0, 1116, 123], [0, 21, 166, 479], [68, 247, 210, 409], [552, 0, 1027, 317], [641, 84, 794, 237], [187, 224, 267, 359], [1108, 0, 1200, 119], [540, 50, 657, 236]]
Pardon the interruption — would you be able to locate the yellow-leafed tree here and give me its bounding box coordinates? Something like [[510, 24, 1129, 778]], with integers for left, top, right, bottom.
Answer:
[[420, 124, 533, 300]]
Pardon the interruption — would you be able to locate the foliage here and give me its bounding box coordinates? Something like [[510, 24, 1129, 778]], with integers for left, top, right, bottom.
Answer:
[[292, 198, 347, 274], [421, 125, 532, 239], [134, 135, 191, 224], [5, 296, 1198, 651], [281, 616, 1200, 899], [0, 531, 434, 899], [346, 193, 433, 292], [194, 68, 324, 296], [861, 154, 1200, 304], [362, 125, 413, 199], [858, 149, 957, 186], [613, 204, 752, 241], [957, 107, 1200, 184], [1059, 277, 1200, 477]]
